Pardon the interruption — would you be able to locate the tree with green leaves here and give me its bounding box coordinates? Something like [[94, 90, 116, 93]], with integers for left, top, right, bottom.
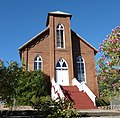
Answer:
[[97, 26, 120, 104], [0, 59, 3, 68], [0, 61, 50, 108], [16, 70, 50, 106], [0, 61, 20, 106], [0, 60, 77, 117]]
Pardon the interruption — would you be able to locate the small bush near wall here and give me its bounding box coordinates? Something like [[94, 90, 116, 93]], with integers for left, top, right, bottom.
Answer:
[[96, 97, 110, 107], [33, 96, 78, 118]]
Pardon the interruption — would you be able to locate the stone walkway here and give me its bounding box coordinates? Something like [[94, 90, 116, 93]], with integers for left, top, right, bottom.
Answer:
[[79, 109, 120, 117], [0, 106, 120, 117]]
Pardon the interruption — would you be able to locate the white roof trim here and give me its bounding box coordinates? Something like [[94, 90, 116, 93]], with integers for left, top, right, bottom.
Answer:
[[48, 11, 72, 16], [71, 29, 98, 52], [18, 27, 49, 51]]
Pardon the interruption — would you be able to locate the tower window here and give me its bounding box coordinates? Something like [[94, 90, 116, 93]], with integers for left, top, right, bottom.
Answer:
[[56, 23, 65, 48]]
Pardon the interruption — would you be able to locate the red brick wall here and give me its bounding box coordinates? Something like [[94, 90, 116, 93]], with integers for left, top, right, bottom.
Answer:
[[71, 32, 98, 96], [48, 15, 74, 85], [21, 30, 50, 76], [20, 13, 98, 96]]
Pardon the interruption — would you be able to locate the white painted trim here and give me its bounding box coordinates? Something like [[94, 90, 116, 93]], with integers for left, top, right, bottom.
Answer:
[[83, 57, 87, 83], [77, 56, 87, 83], [72, 78, 96, 106], [34, 55, 43, 71], [18, 27, 49, 51], [56, 58, 68, 68], [56, 23, 65, 49], [51, 78, 65, 100], [56, 58, 69, 85], [49, 11, 72, 16]]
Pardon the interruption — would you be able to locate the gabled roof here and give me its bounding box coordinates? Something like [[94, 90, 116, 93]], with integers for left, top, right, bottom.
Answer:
[[46, 11, 72, 26], [18, 27, 49, 52], [19, 27, 98, 54], [19, 11, 97, 54], [71, 29, 98, 53]]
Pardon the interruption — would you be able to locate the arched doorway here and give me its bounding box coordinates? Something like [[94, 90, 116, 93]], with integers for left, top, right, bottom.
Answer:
[[56, 58, 69, 85]]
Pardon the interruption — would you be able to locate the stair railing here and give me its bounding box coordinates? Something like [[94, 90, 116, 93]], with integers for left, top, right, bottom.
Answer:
[[72, 78, 96, 106], [51, 78, 65, 101]]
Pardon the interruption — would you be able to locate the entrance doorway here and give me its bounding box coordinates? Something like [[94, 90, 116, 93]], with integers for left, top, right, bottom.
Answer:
[[56, 58, 69, 85]]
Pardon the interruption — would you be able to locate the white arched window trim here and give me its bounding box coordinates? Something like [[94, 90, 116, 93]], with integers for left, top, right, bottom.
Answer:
[[34, 55, 42, 71], [56, 23, 65, 48], [77, 56, 86, 83], [56, 58, 68, 70]]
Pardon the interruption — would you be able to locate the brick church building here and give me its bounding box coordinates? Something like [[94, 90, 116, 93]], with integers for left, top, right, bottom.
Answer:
[[19, 11, 98, 109]]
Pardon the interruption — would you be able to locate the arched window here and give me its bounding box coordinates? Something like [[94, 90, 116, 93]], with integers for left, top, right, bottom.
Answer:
[[56, 23, 65, 48], [34, 56, 42, 70], [77, 56, 86, 82], [56, 58, 68, 70]]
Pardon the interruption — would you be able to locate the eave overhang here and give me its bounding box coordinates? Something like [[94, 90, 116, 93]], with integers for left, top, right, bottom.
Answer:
[[18, 27, 49, 52]]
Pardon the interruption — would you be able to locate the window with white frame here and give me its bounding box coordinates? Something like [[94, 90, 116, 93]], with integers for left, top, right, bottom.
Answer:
[[34, 56, 42, 70], [77, 56, 86, 82], [56, 23, 65, 48], [56, 58, 68, 70]]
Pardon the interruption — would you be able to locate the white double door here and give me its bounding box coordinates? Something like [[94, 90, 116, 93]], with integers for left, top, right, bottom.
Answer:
[[56, 69, 69, 85], [56, 58, 69, 86]]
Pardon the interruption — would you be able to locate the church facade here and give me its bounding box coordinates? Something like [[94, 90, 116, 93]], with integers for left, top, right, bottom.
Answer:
[[19, 11, 98, 96]]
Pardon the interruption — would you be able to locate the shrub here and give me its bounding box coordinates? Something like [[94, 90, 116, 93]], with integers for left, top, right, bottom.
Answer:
[[33, 97, 78, 118]]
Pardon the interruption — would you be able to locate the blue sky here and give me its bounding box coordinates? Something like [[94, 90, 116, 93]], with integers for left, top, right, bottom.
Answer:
[[0, 0, 120, 65]]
